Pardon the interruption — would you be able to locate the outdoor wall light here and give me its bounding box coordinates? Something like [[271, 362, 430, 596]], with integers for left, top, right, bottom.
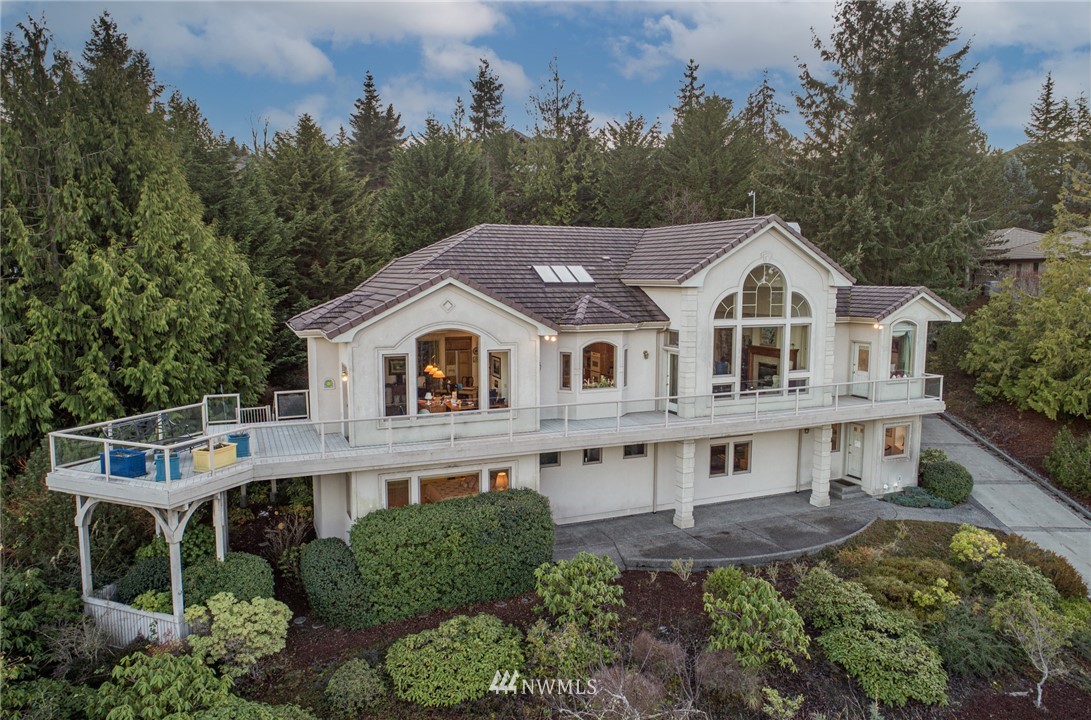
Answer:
[[643, 350, 649, 359], [341, 369, 349, 383], [873, 322, 885, 330]]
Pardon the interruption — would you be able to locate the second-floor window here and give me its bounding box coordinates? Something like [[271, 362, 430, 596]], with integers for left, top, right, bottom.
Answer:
[[560, 352, 572, 390], [890, 322, 916, 378], [582, 342, 616, 389]]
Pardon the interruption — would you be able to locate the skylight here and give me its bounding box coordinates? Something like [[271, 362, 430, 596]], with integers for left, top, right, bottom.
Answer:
[[533, 265, 594, 284]]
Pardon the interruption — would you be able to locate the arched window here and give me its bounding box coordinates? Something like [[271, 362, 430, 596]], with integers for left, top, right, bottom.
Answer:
[[742, 264, 785, 318], [890, 322, 916, 378], [582, 342, 616, 389], [791, 292, 811, 318]]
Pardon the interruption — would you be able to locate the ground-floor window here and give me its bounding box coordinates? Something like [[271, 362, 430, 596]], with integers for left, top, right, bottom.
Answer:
[[710, 439, 752, 477], [386, 478, 410, 508], [830, 423, 842, 452], [420, 473, 479, 504], [583, 447, 602, 465], [883, 424, 909, 459], [488, 467, 511, 491], [540, 452, 560, 467], [623, 443, 646, 458]]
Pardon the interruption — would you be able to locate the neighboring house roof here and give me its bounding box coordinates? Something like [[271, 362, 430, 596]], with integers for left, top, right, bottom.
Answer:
[[836, 286, 964, 321], [986, 227, 1046, 261]]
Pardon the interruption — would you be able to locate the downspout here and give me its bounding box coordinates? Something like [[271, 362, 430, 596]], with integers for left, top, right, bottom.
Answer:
[[651, 442, 659, 512]]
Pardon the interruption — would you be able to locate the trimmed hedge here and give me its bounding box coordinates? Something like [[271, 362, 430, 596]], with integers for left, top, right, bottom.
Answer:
[[184, 552, 274, 607], [977, 557, 1060, 605], [351, 489, 553, 624], [920, 461, 974, 505], [116, 556, 171, 604], [1004, 534, 1088, 599], [1044, 426, 1091, 496], [300, 539, 371, 628]]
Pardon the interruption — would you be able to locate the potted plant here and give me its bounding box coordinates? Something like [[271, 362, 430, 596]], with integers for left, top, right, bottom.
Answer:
[[192, 441, 237, 473]]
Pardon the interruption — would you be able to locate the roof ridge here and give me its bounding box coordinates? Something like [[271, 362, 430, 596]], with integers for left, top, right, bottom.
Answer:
[[414, 225, 485, 270]]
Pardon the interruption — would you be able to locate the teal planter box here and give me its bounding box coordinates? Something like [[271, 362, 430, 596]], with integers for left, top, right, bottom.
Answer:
[[154, 452, 180, 482], [99, 448, 147, 478], [227, 432, 251, 458]]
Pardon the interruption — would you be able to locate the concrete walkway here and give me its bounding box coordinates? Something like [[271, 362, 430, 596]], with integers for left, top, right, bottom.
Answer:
[[555, 415, 1090, 583], [922, 415, 1091, 587]]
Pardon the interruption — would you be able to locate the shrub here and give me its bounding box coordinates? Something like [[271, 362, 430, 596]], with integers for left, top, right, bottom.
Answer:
[[702, 567, 810, 671], [136, 523, 216, 567], [925, 604, 1021, 678], [131, 590, 172, 613], [0, 568, 82, 678], [856, 557, 964, 614], [977, 557, 1060, 605], [885, 486, 953, 509], [351, 489, 553, 624], [184, 592, 291, 679], [184, 552, 274, 607], [586, 666, 666, 716], [1044, 426, 1091, 496], [525, 619, 609, 678], [116, 556, 172, 604], [89, 652, 231, 720], [817, 626, 948, 707], [300, 538, 371, 628], [920, 461, 974, 505], [919, 448, 949, 465], [792, 568, 911, 636], [1060, 597, 1091, 661], [761, 687, 804, 720], [950, 523, 1006, 565], [535, 552, 624, 636], [990, 591, 1077, 708], [46, 616, 111, 684], [695, 649, 762, 710], [385, 614, 523, 707], [325, 658, 386, 718], [1004, 534, 1089, 599], [0, 678, 94, 720], [190, 696, 320, 719], [630, 631, 687, 680]]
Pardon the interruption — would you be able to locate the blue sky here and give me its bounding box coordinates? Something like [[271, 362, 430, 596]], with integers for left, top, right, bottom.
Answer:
[[3, 1, 1089, 150]]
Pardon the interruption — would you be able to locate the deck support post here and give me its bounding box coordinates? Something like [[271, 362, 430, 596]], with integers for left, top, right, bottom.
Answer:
[[146, 503, 204, 632], [270, 479, 278, 504], [810, 424, 833, 508], [74, 496, 99, 598], [212, 491, 229, 561], [672, 439, 695, 529]]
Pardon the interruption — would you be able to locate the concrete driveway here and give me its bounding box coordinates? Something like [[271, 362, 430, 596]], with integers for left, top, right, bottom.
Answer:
[[921, 415, 1091, 588]]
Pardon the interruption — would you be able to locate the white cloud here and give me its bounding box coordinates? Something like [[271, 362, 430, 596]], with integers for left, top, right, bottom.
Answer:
[[380, 75, 457, 135], [420, 41, 533, 98], [956, 1, 1091, 53], [975, 50, 1091, 135], [260, 93, 340, 136]]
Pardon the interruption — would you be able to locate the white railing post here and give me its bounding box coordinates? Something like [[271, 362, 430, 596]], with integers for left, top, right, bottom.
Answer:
[[49, 435, 57, 471], [872, 380, 878, 406], [564, 405, 569, 437], [201, 401, 209, 435], [508, 410, 514, 441], [795, 390, 801, 415], [103, 441, 112, 480], [449, 411, 455, 447], [164, 448, 172, 486], [939, 375, 944, 400], [711, 396, 716, 424], [615, 402, 621, 433], [387, 419, 393, 452], [664, 401, 669, 427], [754, 392, 760, 419], [208, 437, 216, 477], [320, 423, 326, 457], [907, 378, 912, 404]]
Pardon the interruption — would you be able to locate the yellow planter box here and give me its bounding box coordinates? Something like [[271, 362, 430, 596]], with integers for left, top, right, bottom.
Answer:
[[192, 442, 237, 473]]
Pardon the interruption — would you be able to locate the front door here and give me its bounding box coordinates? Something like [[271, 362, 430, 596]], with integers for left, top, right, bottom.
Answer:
[[850, 342, 871, 398], [846, 423, 865, 479], [666, 351, 679, 413]]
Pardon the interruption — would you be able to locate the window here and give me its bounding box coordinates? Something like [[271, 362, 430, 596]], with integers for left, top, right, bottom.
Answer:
[[790, 325, 810, 371], [742, 264, 785, 318], [791, 292, 811, 318], [715, 293, 736, 319], [623, 444, 646, 458], [420, 473, 479, 504], [560, 352, 572, 390], [831, 424, 842, 452], [710, 439, 752, 477], [583, 448, 602, 465], [488, 468, 511, 492], [386, 478, 410, 508], [383, 355, 407, 417], [623, 348, 629, 388], [883, 425, 909, 459], [540, 452, 560, 468], [713, 327, 734, 376], [890, 322, 915, 378], [582, 342, 616, 389], [664, 330, 679, 348]]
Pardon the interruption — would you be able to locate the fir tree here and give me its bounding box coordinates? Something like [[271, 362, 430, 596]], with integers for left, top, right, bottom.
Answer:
[[596, 113, 663, 227], [348, 71, 405, 189], [165, 91, 240, 225], [469, 58, 506, 138], [1021, 73, 1076, 230], [674, 59, 705, 118]]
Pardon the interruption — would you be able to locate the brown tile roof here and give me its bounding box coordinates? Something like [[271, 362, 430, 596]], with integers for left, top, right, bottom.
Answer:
[[836, 286, 964, 321], [288, 217, 857, 338], [986, 227, 1046, 261]]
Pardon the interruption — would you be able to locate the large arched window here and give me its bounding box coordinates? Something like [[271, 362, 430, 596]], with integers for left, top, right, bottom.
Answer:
[[712, 267, 813, 396], [582, 342, 616, 389], [890, 322, 916, 378]]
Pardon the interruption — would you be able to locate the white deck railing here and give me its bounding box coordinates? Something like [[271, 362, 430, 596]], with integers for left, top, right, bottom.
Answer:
[[48, 375, 943, 488], [85, 597, 187, 646]]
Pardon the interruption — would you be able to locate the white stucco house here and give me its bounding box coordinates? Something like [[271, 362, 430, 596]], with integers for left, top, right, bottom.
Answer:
[[46, 215, 961, 641]]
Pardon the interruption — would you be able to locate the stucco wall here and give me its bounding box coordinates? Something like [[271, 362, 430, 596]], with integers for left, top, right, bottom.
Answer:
[[539, 444, 656, 523]]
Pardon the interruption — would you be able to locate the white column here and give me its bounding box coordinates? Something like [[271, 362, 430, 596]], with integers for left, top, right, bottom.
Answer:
[[673, 439, 696, 529], [211, 491, 229, 561], [676, 289, 699, 419], [74, 497, 97, 598], [810, 424, 833, 507]]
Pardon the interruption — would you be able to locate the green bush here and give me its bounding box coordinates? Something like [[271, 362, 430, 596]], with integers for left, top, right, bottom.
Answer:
[[184, 552, 274, 607], [925, 604, 1021, 678], [131, 590, 172, 613], [116, 556, 172, 604], [190, 696, 320, 720], [1060, 597, 1091, 661], [949, 524, 1005, 564], [325, 658, 387, 718], [792, 568, 912, 636], [1044, 426, 1091, 496], [884, 486, 953, 509], [702, 567, 810, 670], [351, 489, 553, 624], [184, 592, 291, 679], [977, 557, 1060, 605], [0, 678, 94, 720], [1004, 534, 1088, 599], [856, 557, 964, 614], [919, 448, 949, 465], [0, 568, 82, 679], [89, 652, 231, 720], [385, 614, 523, 707], [535, 552, 624, 636], [525, 619, 608, 678], [817, 626, 948, 706], [920, 461, 974, 505], [135, 523, 216, 567], [299, 538, 371, 628]]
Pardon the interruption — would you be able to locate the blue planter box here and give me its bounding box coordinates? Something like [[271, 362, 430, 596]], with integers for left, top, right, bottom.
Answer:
[[154, 452, 180, 482], [99, 448, 147, 478], [227, 432, 251, 458]]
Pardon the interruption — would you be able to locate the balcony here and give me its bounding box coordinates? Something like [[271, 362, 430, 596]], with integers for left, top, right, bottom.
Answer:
[[47, 376, 944, 507]]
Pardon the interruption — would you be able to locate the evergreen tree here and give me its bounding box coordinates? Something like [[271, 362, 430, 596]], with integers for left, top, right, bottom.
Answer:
[[674, 59, 706, 118], [451, 97, 469, 140], [1, 16, 270, 459], [767, 0, 991, 300], [165, 92, 240, 226], [1021, 73, 1076, 230], [596, 113, 663, 227], [348, 71, 405, 189], [469, 58, 506, 138], [377, 122, 500, 256], [742, 71, 791, 151]]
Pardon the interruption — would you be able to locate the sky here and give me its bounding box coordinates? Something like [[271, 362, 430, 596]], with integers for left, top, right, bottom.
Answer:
[[3, 1, 1089, 151]]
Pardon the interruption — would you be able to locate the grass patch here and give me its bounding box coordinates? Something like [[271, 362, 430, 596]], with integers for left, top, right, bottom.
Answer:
[[838, 520, 991, 562]]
